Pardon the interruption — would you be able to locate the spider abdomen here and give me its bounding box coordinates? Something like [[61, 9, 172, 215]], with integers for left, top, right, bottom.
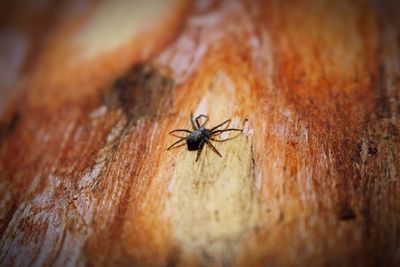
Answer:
[[186, 129, 206, 151]]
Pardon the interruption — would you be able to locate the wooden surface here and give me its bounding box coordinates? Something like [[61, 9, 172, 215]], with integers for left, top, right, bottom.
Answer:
[[0, 0, 399, 266]]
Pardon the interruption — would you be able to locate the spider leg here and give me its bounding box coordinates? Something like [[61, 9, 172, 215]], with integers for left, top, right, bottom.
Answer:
[[209, 134, 242, 142], [190, 112, 198, 130], [195, 115, 209, 128], [196, 140, 205, 162], [209, 128, 242, 142], [205, 138, 222, 157], [210, 128, 243, 135], [169, 129, 191, 134], [209, 119, 231, 132], [169, 129, 192, 138], [170, 133, 186, 138], [167, 138, 186, 150], [169, 141, 186, 150]]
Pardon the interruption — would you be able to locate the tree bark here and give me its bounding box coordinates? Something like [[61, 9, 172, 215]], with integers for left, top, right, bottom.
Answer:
[[0, 0, 399, 266]]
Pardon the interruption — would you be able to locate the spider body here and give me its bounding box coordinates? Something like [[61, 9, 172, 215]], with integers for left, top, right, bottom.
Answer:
[[167, 113, 243, 161], [186, 126, 210, 151]]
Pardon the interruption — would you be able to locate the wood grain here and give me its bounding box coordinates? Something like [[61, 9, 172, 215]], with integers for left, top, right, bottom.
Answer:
[[0, 0, 399, 266]]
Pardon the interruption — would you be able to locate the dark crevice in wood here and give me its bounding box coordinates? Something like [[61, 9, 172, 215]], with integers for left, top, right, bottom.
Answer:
[[102, 63, 174, 125]]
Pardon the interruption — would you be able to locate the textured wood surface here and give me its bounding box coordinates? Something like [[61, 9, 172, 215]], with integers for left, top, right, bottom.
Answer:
[[0, 0, 400, 266]]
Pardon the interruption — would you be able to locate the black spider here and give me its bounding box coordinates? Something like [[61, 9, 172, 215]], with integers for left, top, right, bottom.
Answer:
[[167, 112, 243, 161]]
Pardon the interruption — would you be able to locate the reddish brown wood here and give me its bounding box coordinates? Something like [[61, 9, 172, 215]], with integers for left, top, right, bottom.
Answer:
[[0, 0, 399, 266]]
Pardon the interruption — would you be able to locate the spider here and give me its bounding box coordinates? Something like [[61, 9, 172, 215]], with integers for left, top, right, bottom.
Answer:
[[167, 112, 243, 161]]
